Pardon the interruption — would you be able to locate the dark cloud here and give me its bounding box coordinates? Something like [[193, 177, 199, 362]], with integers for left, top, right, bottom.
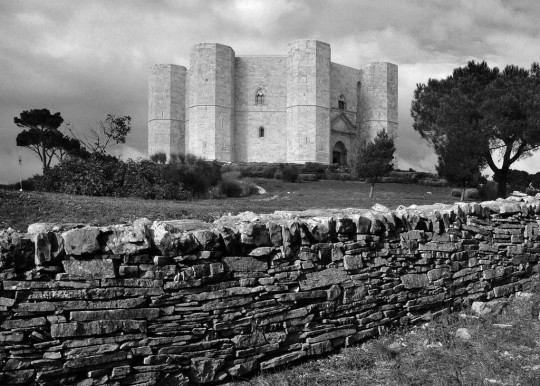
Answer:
[[1, 0, 540, 183]]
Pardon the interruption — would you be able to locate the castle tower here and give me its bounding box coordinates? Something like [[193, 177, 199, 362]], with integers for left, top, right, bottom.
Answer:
[[148, 64, 186, 160], [187, 43, 235, 162], [357, 62, 398, 142], [286, 40, 331, 163]]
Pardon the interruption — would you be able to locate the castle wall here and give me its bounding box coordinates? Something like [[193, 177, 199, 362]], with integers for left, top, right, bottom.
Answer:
[[286, 40, 331, 163], [234, 56, 287, 162], [1, 199, 539, 384], [329, 63, 360, 125], [148, 41, 398, 166], [358, 62, 399, 142], [187, 44, 235, 161], [329, 63, 362, 162], [148, 64, 186, 159]]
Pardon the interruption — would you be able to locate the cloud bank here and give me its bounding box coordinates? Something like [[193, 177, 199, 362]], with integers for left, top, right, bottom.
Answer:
[[1, 0, 539, 183]]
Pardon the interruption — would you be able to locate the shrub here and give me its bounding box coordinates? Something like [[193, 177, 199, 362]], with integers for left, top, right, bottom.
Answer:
[[150, 152, 166, 164], [35, 154, 195, 200], [302, 162, 326, 174], [0, 177, 37, 191], [261, 165, 278, 179], [162, 155, 221, 197], [479, 181, 498, 201], [464, 188, 479, 200], [217, 176, 243, 197], [281, 165, 299, 182], [273, 169, 283, 180], [451, 189, 461, 198]]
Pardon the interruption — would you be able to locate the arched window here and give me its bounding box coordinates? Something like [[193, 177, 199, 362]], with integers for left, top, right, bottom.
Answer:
[[255, 87, 266, 105], [338, 94, 346, 110], [259, 126, 265, 137]]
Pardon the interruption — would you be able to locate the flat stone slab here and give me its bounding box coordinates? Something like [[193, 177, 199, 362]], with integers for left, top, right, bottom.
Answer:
[[63, 259, 116, 279]]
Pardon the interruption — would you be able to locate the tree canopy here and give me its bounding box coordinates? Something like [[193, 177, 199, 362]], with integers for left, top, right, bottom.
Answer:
[[14, 109, 83, 171], [411, 61, 540, 198], [350, 130, 395, 198], [67, 114, 131, 155]]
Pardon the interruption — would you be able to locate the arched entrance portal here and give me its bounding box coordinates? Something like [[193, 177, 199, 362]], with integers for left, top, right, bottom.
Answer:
[[332, 141, 347, 165]]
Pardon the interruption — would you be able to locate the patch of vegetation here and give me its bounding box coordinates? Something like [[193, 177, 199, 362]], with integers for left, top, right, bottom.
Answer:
[[281, 164, 299, 182]]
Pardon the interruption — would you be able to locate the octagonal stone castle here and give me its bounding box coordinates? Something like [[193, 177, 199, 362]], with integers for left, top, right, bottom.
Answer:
[[148, 39, 398, 165]]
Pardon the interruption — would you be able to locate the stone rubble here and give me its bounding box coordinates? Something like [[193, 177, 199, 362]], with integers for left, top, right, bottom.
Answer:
[[0, 196, 539, 384]]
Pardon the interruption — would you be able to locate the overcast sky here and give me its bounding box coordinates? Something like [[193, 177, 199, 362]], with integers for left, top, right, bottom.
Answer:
[[1, 0, 540, 184]]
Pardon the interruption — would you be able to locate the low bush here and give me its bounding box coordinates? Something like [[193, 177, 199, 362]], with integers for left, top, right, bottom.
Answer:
[[261, 165, 278, 179], [32, 153, 224, 200], [239, 165, 262, 178], [479, 181, 498, 201], [464, 188, 479, 200], [0, 177, 37, 191], [281, 165, 299, 182], [217, 175, 244, 198], [162, 156, 221, 197], [302, 162, 326, 174]]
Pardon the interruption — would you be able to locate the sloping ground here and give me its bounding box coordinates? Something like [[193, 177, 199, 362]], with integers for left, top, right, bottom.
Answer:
[[0, 180, 455, 232], [232, 291, 540, 385]]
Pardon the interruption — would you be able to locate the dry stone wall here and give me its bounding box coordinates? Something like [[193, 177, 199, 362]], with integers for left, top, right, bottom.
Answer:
[[1, 196, 540, 385]]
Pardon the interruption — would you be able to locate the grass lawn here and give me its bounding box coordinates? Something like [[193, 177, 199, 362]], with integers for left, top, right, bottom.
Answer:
[[0, 180, 456, 232]]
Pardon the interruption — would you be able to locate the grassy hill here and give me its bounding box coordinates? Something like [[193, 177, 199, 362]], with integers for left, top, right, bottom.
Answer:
[[0, 179, 456, 232]]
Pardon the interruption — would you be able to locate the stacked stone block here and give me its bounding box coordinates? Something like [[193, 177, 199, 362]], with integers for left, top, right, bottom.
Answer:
[[3, 198, 539, 384]]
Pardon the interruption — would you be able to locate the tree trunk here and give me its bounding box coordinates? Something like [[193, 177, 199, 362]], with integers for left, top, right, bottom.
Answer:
[[497, 168, 509, 198], [369, 183, 374, 198], [460, 187, 465, 201]]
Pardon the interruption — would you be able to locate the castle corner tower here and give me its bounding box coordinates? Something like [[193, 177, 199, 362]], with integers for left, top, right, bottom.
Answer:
[[286, 40, 331, 163], [187, 43, 235, 162], [148, 64, 186, 160]]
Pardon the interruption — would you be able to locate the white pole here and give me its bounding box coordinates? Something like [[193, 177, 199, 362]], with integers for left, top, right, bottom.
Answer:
[[18, 156, 22, 191]]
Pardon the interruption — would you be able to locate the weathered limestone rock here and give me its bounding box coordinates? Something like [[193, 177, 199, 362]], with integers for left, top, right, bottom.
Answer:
[[260, 351, 306, 370], [103, 218, 152, 255], [62, 259, 115, 279], [151, 219, 210, 256], [401, 274, 429, 289], [70, 308, 160, 321], [238, 222, 271, 247], [62, 227, 101, 255], [299, 268, 350, 290], [189, 357, 224, 383], [343, 254, 363, 270], [50, 320, 147, 338], [222, 256, 268, 272], [33, 231, 64, 266]]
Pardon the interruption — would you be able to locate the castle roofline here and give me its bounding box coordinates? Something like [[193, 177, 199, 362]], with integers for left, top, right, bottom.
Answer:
[[190, 42, 235, 52], [288, 39, 330, 46]]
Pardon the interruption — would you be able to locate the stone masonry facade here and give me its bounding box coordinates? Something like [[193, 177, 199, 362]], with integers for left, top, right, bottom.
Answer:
[[1, 195, 540, 384], [148, 40, 398, 165]]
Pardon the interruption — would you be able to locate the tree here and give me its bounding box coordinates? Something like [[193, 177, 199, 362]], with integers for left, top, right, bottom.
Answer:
[[350, 130, 396, 198], [67, 114, 131, 155], [14, 109, 82, 172], [411, 61, 540, 198], [435, 126, 486, 201], [150, 152, 167, 164]]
